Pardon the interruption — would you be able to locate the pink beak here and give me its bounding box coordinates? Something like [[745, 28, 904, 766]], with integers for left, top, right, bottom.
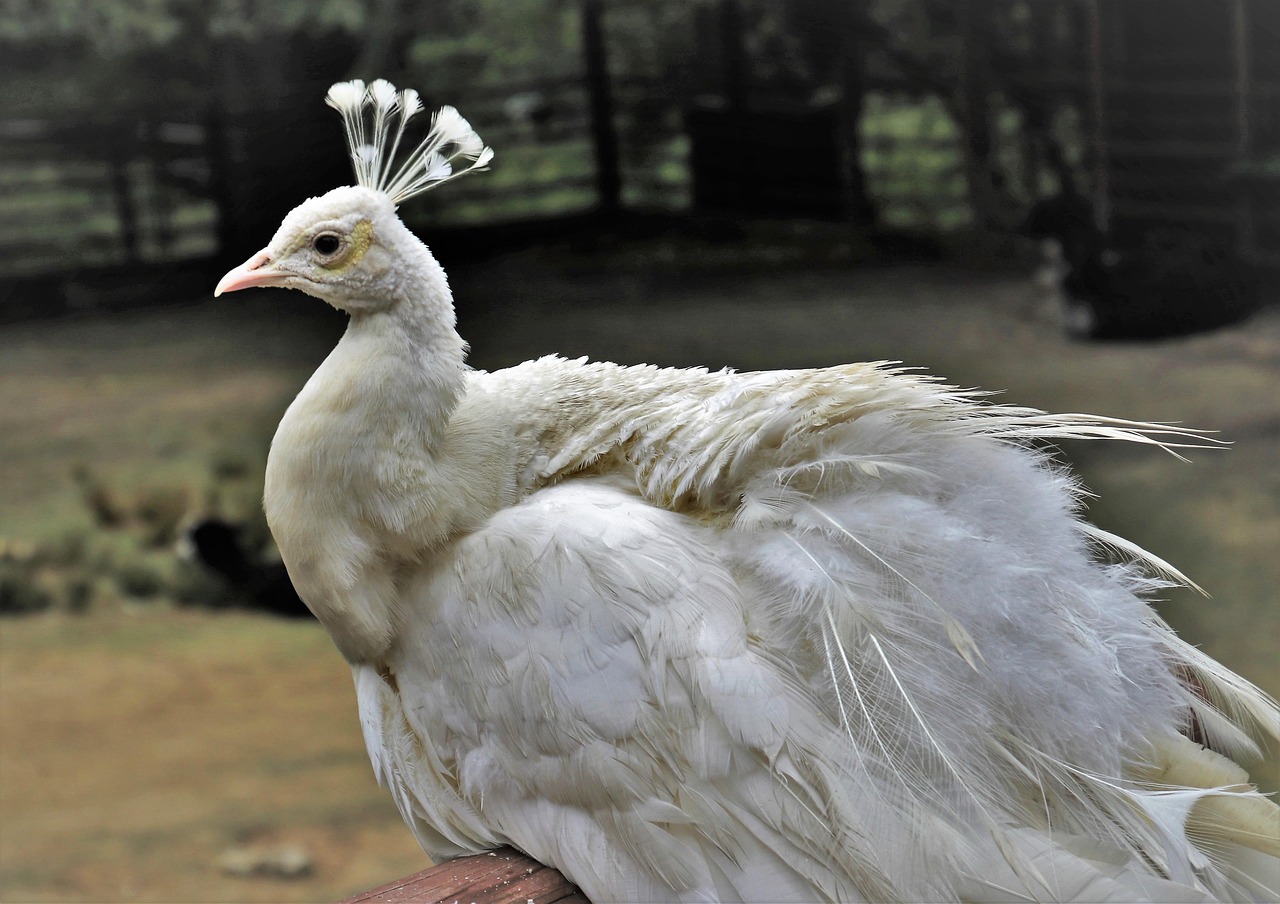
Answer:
[[214, 250, 287, 296]]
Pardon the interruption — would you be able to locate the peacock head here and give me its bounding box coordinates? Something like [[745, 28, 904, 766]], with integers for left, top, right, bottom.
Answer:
[[215, 79, 493, 315]]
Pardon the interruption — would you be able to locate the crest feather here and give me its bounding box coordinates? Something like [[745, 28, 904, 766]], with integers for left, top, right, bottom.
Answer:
[[325, 79, 493, 206]]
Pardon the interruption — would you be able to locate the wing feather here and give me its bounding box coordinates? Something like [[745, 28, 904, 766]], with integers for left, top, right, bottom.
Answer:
[[352, 358, 1278, 902]]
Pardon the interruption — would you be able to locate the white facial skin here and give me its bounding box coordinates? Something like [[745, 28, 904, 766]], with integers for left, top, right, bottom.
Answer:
[[215, 185, 415, 315]]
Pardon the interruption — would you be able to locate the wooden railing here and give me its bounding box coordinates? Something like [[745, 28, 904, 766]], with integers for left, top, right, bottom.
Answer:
[[340, 848, 588, 904]]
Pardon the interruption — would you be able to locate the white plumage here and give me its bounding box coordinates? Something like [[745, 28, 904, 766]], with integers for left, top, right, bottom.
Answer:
[[214, 81, 1280, 903]]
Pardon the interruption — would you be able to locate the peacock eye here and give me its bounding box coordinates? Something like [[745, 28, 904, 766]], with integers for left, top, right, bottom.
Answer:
[[313, 234, 342, 256]]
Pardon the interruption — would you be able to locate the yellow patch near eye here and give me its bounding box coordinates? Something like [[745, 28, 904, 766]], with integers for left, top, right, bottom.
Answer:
[[320, 220, 374, 271]]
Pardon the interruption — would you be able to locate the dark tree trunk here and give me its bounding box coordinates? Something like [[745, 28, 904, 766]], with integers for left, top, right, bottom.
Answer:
[[582, 0, 622, 214], [836, 0, 878, 225], [958, 0, 999, 232]]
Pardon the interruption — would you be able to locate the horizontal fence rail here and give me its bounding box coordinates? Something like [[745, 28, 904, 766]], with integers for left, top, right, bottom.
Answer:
[[0, 116, 220, 278]]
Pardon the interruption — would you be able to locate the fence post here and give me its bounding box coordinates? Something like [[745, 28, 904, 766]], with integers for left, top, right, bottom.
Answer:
[[145, 121, 175, 256], [718, 0, 748, 114], [1230, 0, 1255, 259], [582, 0, 622, 215], [958, 0, 997, 232], [108, 129, 140, 263], [1084, 0, 1110, 231], [837, 0, 877, 224], [204, 101, 236, 260]]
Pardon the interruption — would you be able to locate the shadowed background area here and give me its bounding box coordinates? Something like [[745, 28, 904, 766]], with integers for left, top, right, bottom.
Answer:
[[2, 1, 1278, 901]]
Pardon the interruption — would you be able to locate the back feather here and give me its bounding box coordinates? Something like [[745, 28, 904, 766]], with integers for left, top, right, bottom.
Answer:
[[367, 357, 1280, 902]]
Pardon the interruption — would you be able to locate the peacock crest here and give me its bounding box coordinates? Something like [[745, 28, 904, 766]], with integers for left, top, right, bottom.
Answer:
[[325, 78, 494, 206]]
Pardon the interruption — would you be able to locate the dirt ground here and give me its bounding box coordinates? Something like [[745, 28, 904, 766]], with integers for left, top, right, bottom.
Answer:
[[1, 249, 1277, 902]]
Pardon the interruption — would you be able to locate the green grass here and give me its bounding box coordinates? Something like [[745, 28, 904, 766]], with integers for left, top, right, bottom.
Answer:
[[0, 606, 427, 902]]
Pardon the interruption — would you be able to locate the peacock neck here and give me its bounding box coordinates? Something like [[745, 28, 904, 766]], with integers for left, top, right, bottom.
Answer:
[[346, 318, 463, 437], [339, 251, 469, 449]]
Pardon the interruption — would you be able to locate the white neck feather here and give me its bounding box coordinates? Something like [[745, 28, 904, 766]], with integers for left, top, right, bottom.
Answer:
[[264, 237, 471, 662], [343, 247, 468, 444]]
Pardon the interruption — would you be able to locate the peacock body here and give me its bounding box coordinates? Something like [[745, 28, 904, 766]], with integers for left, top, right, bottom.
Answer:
[[214, 81, 1280, 903]]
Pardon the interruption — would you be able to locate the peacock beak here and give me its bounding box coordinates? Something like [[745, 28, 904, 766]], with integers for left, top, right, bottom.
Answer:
[[214, 250, 288, 296]]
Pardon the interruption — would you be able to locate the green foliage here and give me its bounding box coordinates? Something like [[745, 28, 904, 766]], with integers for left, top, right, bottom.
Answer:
[[0, 431, 279, 618], [0, 562, 54, 616], [133, 485, 195, 548], [0, 534, 103, 616], [64, 577, 94, 614], [0, 0, 368, 53], [0, 0, 188, 50], [209, 0, 368, 39], [862, 93, 969, 230], [400, 0, 581, 93], [115, 560, 166, 599], [459, 0, 580, 82], [39, 529, 90, 567], [1231, 157, 1280, 177]]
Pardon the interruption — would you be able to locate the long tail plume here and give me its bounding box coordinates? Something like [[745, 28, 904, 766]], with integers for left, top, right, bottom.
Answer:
[[324, 78, 494, 206]]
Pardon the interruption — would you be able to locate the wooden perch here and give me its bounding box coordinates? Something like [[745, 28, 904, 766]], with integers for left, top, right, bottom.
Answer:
[[339, 847, 589, 904]]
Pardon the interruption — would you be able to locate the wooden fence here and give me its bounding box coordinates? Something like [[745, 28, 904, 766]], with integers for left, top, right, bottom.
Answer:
[[8, 0, 1277, 288], [0, 115, 220, 278], [0, 93, 978, 286], [0, 2, 978, 286], [1090, 0, 1280, 270]]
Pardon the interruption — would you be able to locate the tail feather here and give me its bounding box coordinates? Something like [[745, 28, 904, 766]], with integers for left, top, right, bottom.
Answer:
[[1076, 521, 1206, 595], [1160, 631, 1280, 750], [1136, 735, 1280, 861], [734, 396, 1277, 902]]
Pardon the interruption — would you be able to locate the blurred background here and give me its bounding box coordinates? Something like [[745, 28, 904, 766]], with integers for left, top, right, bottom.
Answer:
[[1, 0, 1278, 900]]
